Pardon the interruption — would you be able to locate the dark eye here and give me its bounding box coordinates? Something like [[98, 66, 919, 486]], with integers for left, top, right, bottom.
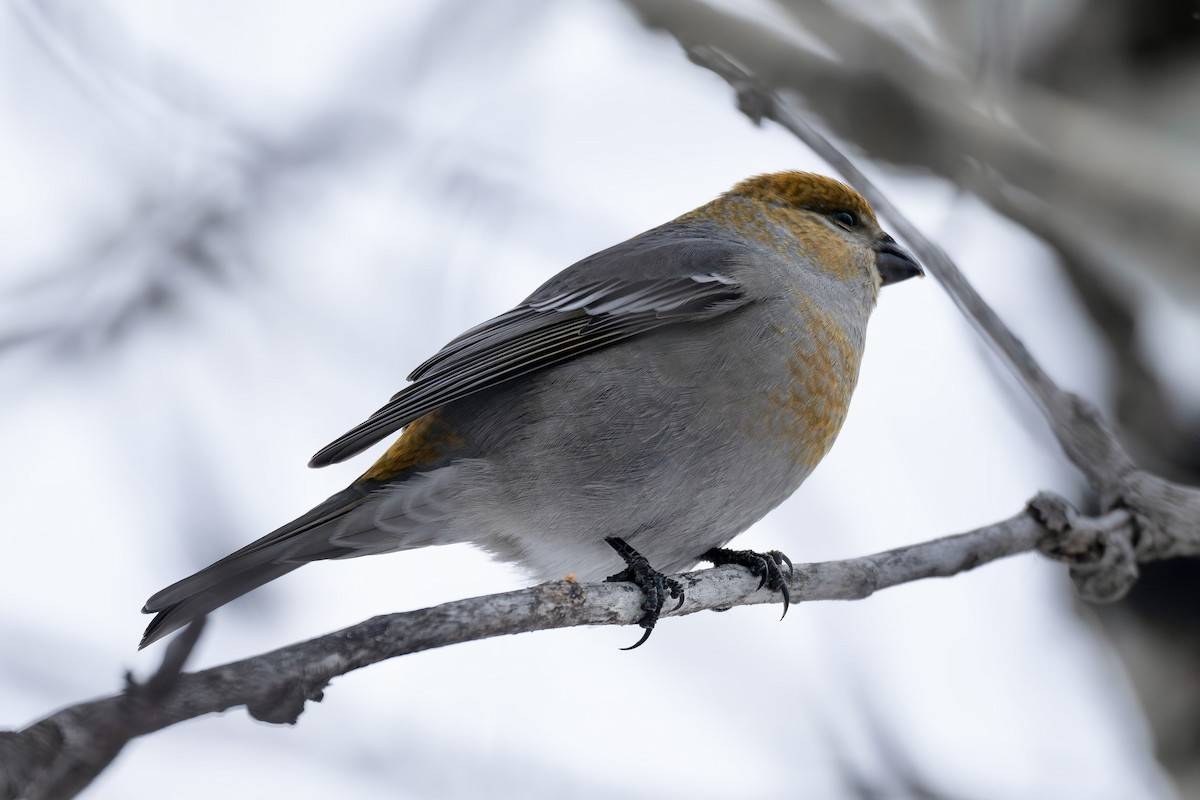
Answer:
[[830, 210, 858, 228]]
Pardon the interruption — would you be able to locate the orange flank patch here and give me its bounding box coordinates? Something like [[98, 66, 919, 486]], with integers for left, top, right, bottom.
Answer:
[[357, 411, 463, 483], [770, 293, 861, 471]]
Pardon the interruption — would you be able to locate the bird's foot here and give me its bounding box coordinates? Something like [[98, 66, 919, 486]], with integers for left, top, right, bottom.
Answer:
[[604, 537, 684, 650], [703, 547, 794, 619]]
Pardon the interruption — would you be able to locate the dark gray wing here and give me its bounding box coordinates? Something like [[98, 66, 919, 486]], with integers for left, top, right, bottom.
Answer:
[[309, 233, 750, 467]]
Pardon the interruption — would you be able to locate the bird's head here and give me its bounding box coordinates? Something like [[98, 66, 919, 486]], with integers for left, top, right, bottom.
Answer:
[[721, 171, 923, 290]]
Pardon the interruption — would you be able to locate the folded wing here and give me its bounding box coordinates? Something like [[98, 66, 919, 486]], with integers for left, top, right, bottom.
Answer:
[[309, 234, 750, 467]]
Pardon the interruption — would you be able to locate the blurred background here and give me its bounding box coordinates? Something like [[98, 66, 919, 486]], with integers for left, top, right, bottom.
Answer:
[[1, 1, 1197, 797]]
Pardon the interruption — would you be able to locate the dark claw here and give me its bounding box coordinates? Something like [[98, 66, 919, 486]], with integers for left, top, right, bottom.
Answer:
[[703, 547, 794, 620], [622, 627, 654, 651], [605, 536, 683, 649], [672, 586, 686, 612], [766, 550, 793, 617]]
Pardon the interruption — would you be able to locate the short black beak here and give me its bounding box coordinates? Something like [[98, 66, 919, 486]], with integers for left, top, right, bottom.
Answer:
[[876, 234, 923, 286]]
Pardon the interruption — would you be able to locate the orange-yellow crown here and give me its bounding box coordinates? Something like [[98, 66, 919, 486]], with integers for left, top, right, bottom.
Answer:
[[726, 172, 876, 225]]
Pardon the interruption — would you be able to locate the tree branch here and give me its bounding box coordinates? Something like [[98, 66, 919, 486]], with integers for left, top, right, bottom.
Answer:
[[3, 498, 1135, 799], [0, 619, 205, 800]]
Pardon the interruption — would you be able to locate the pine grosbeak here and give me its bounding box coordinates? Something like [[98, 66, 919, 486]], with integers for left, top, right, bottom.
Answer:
[[141, 171, 922, 648]]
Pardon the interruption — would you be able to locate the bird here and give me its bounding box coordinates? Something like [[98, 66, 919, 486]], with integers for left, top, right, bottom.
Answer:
[[140, 171, 922, 649]]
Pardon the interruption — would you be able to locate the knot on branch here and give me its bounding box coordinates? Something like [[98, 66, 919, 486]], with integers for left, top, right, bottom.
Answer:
[[1108, 470, 1200, 562], [1029, 492, 1138, 602], [247, 680, 328, 725], [1042, 395, 1200, 572]]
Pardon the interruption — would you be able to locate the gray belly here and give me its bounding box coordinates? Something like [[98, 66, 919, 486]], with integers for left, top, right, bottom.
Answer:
[[437, 306, 827, 581]]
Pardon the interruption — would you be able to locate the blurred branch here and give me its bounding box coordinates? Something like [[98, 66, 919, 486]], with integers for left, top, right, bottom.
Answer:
[[988, 188, 1200, 477], [0, 112, 396, 359], [2, 1, 399, 359], [625, 0, 1200, 300], [2, 495, 1160, 799], [621, 0, 1200, 601]]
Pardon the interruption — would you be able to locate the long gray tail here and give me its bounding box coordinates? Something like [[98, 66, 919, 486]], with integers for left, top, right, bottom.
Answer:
[[140, 560, 303, 648], [139, 485, 371, 649]]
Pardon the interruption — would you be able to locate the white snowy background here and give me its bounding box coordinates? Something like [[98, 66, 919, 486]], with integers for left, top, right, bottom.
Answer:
[[0, 1, 1179, 798]]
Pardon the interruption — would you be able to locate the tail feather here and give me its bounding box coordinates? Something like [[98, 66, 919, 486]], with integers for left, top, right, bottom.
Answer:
[[139, 561, 301, 649], [139, 485, 372, 649]]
